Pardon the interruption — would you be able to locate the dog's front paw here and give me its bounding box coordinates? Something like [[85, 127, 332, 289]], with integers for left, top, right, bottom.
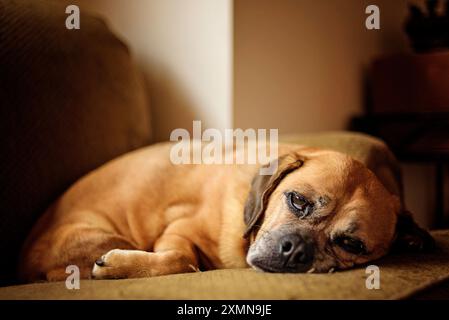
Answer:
[[92, 249, 153, 279]]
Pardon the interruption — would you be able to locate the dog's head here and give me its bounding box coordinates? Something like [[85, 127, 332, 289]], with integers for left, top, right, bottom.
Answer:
[[244, 148, 434, 273]]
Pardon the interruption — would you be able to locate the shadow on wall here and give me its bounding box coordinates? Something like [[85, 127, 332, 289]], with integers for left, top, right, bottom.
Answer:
[[140, 66, 197, 142]]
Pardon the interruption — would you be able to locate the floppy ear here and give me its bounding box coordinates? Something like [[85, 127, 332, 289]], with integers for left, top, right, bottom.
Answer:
[[391, 210, 435, 253], [243, 153, 305, 239]]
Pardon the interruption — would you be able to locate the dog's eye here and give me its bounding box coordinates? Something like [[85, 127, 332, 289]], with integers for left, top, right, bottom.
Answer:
[[334, 236, 366, 255], [286, 192, 313, 218]]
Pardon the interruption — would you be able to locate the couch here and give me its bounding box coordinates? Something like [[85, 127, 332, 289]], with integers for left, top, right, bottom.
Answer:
[[1, 0, 448, 299]]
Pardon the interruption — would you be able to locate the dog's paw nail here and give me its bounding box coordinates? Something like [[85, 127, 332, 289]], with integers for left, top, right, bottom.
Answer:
[[95, 259, 105, 266], [306, 267, 315, 274]]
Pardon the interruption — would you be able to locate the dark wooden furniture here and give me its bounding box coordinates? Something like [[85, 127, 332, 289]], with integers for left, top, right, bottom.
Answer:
[[352, 112, 449, 228]]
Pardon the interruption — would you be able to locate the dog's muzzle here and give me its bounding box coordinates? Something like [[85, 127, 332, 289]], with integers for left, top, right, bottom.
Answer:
[[247, 227, 315, 273]]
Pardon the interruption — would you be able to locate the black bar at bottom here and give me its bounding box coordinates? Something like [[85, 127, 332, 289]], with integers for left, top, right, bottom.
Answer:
[[0, 300, 448, 319]]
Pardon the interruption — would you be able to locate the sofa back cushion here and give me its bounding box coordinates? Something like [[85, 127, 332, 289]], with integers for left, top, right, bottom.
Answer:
[[0, 0, 152, 284]]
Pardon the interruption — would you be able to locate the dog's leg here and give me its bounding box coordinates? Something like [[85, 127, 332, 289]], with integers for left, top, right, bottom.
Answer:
[[92, 222, 199, 279], [19, 225, 137, 282]]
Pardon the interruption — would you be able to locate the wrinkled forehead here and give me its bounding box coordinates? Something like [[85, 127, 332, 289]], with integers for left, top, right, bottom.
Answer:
[[276, 150, 398, 212], [332, 188, 398, 227], [281, 151, 367, 194]]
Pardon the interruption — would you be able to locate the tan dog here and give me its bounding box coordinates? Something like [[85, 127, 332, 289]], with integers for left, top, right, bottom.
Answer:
[[19, 142, 434, 282]]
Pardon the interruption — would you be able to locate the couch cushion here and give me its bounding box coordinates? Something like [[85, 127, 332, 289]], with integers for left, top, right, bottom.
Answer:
[[0, 230, 448, 300], [0, 0, 151, 285]]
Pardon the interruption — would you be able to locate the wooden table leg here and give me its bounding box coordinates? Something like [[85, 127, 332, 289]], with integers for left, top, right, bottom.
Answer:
[[435, 162, 446, 229]]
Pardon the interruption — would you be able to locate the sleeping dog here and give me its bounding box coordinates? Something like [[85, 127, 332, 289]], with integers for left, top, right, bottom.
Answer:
[[19, 142, 434, 281]]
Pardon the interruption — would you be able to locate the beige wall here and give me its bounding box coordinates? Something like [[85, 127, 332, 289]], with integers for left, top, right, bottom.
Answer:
[[78, 0, 233, 141], [75, 0, 422, 137], [233, 0, 412, 132]]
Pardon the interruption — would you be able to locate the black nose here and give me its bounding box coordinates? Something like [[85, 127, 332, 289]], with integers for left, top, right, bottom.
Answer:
[[279, 234, 313, 267]]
